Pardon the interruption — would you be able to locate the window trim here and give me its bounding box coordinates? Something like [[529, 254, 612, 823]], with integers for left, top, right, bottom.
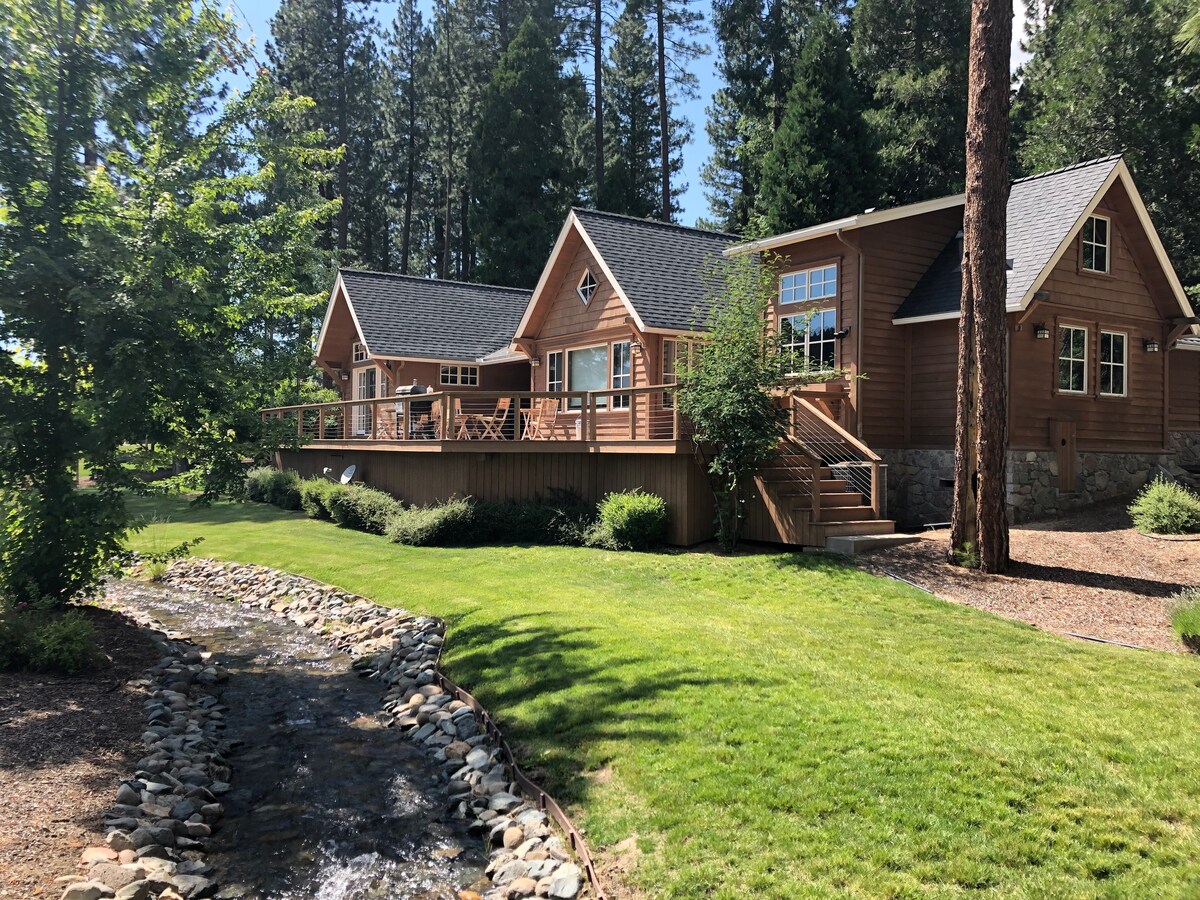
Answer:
[[1081, 214, 1111, 275], [610, 339, 632, 409], [781, 308, 837, 374], [1098, 329, 1129, 398], [779, 262, 839, 306], [1056, 324, 1089, 395], [577, 269, 598, 305], [439, 364, 480, 387], [352, 341, 368, 363]]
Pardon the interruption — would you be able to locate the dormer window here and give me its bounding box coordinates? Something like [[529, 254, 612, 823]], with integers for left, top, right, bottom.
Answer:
[[577, 269, 598, 305], [1082, 214, 1110, 273], [352, 341, 368, 363]]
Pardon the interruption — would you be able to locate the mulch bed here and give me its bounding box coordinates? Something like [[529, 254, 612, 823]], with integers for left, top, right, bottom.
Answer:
[[0, 604, 160, 897], [863, 502, 1200, 652]]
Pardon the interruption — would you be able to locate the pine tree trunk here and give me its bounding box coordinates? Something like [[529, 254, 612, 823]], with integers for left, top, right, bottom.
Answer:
[[594, 0, 605, 201], [335, 0, 350, 253], [656, 0, 669, 221], [953, 0, 1012, 572], [401, 0, 416, 276], [950, 272, 977, 559]]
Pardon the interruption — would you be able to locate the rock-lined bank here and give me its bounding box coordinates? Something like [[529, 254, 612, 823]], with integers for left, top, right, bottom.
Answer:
[[57, 616, 231, 900], [159, 558, 589, 900]]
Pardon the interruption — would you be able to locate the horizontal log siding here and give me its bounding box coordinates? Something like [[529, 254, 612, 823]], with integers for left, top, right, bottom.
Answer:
[[280, 448, 715, 546], [531, 238, 630, 343], [857, 210, 963, 448], [1169, 350, 1200, 431], [908, 319, 959, 448]]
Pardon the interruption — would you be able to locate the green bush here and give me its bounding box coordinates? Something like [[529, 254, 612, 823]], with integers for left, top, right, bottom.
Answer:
[[245, 467, 302, 510], [327, 484, 403, 534], [474, 491, 594, 546], [1128, 477, 1200, 535], [385, 497, 477, 546], [589, 490, 669, 551], [0, 608, 100, 674], [1170, 587, 1200, 653], [300, 478, 337, 519]]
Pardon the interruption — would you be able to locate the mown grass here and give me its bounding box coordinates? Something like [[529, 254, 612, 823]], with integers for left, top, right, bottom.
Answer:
[[127, 495, 1200, 899]]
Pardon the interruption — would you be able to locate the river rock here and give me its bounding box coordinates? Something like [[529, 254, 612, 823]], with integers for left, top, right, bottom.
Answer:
[[87, 864, 143, 891], [115, 784, 141, 806], [505, 877, 538, 898], [105, 833, 136, 853], [546, 864, 581, 899], [502, 827, 524, 850], [81, 847, 119, 865], [169, 873, 216, 898], [488, 792, 521, 813], [59, 882, 115, 900]]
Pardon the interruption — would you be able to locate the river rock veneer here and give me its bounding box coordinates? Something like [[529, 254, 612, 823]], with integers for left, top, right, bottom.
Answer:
[[58, 610, 231, 900], [159, 558, 586, 900]]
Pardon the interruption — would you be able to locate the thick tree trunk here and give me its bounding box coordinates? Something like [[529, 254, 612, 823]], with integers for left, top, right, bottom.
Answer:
[[656, 0, 669, 221], [952, 0, 1012, 572], [951, 270, 977, 558], [594, 0, 605, 201]]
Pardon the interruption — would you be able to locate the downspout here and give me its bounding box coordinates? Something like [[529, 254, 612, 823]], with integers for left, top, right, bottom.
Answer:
[[835, 228, 866, 439]]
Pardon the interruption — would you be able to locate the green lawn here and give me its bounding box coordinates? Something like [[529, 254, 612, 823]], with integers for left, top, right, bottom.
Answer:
[[127, 496, 1200, 899]]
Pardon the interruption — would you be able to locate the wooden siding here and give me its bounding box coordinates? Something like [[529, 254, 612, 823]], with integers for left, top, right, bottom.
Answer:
[[528, 233, 633, 344], [1169, 349, 1200, 432], [316, 285, 363, 374], [280, 447, 715, 546], [907, 319, 959, 448]]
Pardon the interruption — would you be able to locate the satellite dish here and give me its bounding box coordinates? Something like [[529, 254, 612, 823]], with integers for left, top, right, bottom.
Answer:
[[339, 464, 357, 484]]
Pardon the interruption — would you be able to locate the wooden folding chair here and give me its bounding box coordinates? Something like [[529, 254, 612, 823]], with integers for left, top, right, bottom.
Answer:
[[522, 398, 559, 440], [477, 397, 512, 440]]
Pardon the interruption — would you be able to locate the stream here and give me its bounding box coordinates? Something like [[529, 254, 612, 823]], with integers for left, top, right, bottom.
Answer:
[[110, 579, 489, 900]]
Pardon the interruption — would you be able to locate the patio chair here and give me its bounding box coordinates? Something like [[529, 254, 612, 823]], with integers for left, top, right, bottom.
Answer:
[[522, 397, 559, 440], [477, 397, 513, 440]]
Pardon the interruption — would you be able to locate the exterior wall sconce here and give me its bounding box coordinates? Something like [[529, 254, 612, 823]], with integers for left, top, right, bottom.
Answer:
[[834, 327, 851, 340], [339, 369, 350, 381], [631, 340, 644, 356], [1034, 324, 1051, 339], [529, 356, 541, 367], [1145, 338, 1161, 353]]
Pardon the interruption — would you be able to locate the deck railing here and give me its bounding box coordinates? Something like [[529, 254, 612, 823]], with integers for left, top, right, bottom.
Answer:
[[784, 395, 886, 520], [261, 385, 687, 445]]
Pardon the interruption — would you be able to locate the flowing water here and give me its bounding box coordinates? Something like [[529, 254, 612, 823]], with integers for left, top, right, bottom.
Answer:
[[111, 580, 488, 900]]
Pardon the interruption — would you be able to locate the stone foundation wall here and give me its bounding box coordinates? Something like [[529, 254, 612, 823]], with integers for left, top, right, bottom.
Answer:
[[1170, 431, 1200, 467], [1005, 449, 1173, 524], [877, 448, 956, 527]]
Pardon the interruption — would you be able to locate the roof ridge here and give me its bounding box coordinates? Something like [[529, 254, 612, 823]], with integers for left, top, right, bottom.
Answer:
[[1012, 154, 1123, 185], [572, 207, 738, 240], [339, 268, 531, 295]]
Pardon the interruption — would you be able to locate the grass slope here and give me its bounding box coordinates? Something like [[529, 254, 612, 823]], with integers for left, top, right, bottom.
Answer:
[[129, 496, 1200, 898]]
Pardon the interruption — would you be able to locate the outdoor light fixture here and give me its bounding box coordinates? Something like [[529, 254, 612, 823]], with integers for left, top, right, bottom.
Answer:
[[834, 327, 851, 340], [339, 369, 350, 381], [1145, 338, 1161, 353], [1034, 323, 1050, 339], [529, 356, 541, 367]]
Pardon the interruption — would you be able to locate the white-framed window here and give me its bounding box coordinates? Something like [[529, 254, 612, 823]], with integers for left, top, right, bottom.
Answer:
[[577, 269, 598, 305], [355, 367, 377, 435], [1057, 325, 1088, 394], [661, 339, 688, 409], [780, 264, 838, 306], [566, 345, 608, 409], [352, 341, 368, 363], [1082, 215, 1110, 274], [611, 340, 632, 409], [781, 309, 837, 372], [440, 364, 479, 386], [1099, 330, 1127, 397], [546, 351, 563, 393]]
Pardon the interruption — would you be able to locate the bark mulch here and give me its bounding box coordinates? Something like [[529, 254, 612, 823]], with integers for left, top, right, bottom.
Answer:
[[863, 501, 1200, 652], [0, 604, 160, 897]]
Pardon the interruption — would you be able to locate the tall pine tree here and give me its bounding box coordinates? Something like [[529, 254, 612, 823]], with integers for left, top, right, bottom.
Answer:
[[386, 0, 433, 275], [470, 17, 583, 286], [756, 11, 874, 232]]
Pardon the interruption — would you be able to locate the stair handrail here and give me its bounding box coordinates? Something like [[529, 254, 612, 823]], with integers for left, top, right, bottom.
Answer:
[[791, 396, 882, 462], [788, 395, 885, 518]]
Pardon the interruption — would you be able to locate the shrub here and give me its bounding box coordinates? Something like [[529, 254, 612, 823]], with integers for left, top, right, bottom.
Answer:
[[300, 478, 337, 519], [0, 608, 100, 674], [1171, 587, 1200, 653], [385, 497, 477, 546], [328, 484, 403, 534], [1128, 477, 1200, 535], [245, 467, 302, 510], [589, 490, 669, 551], [474, 491, 594, 546], [245, 466, 277, 503]]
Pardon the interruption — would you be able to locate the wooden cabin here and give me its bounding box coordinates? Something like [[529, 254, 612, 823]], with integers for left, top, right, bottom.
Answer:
[[267, 155, 1200, 545]]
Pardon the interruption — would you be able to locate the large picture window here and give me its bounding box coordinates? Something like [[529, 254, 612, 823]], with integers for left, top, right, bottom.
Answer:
[[780, 264, 838, 306], [567, 345, 608, 408], [611, 340, 632, 409], [781, 309, 837, 372], [1099, 330, 1127, 397], [1082, 215, 1110, 273], [1058, 325, 1088, 393]]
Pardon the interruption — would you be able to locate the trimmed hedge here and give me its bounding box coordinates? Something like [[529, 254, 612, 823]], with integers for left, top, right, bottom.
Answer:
[[385, 497, 477, 546], [246, 467, 302, 510], [327, 484, 403, 534], [589, 490, 669, 550], [1128, 477, 1200, 535], [300, 478, 340, 520], [385, 493, 595, 547]]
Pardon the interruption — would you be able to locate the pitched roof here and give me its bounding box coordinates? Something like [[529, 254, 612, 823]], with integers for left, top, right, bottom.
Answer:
[[893, 156, 1123, 322], [337, 269, 531, 362], [572, 209, 739, 331]]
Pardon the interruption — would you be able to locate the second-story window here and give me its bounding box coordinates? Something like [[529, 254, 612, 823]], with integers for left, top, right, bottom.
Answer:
[[1082, 215, 1110, 273], [546, 351, 563, 393], [611, 340, 632, 409], [780, 264, 838, 305], [352, 341, 368, 363], [781, 310, 837, 372]]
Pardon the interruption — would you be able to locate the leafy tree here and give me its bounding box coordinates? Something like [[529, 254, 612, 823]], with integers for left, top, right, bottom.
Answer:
[[470, 17, 583, 286], [1180, 0, 1200, 53], [850, 0, 971, 205], [756, 11, 875, 232]]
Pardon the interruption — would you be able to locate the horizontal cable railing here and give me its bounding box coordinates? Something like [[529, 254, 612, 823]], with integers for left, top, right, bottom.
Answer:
[[785, 396, 886, 520], [261, 386, 687, 445]]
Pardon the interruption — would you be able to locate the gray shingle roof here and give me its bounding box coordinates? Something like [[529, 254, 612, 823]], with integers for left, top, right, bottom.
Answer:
[[893, 155, 1123, 322], [573, 209, 739, 331], [339, 269, 530, 361]]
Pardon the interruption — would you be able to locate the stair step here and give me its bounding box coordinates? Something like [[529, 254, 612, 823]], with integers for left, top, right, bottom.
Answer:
[[818, 519, 897, 537], [765, 462, 834, 477], [816, 506, 878, 522], [818, 492, 869, 508], [825, 533, 920, 555], [769, 478, 849, 495]]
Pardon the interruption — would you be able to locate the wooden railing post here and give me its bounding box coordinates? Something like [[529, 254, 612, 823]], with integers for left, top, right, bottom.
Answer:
[[588, 393, 597, 441], [628, 391, 636, 440], [400, 396, 409, 440], [342, 401, 350, 440], [810, 455, 822, 522], [870, 460, 883, 519], [671, 392, 680, 441]]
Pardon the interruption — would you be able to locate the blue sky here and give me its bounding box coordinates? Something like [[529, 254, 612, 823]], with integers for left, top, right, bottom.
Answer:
[[223, 0, 1033, 227]]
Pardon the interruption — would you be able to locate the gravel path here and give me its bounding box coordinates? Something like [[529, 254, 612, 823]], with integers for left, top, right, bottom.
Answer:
[[0, 605, 159, 897], [863, 502, 1200, 652]]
